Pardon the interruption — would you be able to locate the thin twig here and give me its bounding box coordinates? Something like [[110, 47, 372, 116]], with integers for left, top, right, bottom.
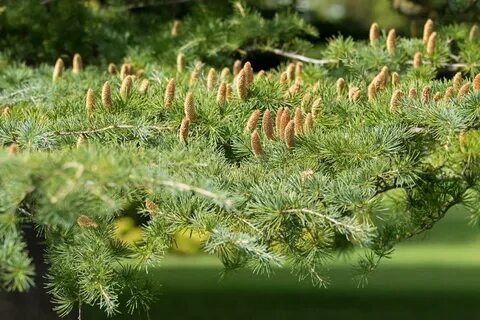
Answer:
[[126, 0, 193, 10], [78, 298, 82, 320], [17, 207, 33, 217], [271, 49, 337, 65], [52, 124, 172, 136], [402, 199, 461, 242], [282, 208, 365, 234], [159, 180, 234, 208], [271, 48, 469, 72], [235, 215, 260, 232]]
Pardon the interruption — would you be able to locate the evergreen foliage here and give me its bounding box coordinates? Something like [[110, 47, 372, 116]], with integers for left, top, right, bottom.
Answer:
[[1, 1, 480, 317]]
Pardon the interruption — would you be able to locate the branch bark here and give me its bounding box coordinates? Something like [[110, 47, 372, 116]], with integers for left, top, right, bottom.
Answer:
[[270, 48, 468, 72], [51, 124, 172, 137], [271, 49, 337, 65]]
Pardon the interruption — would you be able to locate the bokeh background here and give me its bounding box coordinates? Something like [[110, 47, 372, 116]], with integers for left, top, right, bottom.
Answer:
[[2, 0, 480, 65], [104, 207, 480, 320], [1, 1, 480, 319]]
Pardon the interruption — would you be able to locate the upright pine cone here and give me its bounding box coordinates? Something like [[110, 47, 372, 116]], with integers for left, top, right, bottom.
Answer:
[[72, 53, 83, 74], [283, 80, 301, 100], [372, 67, 386, 92], [216, 82, 227, 106], [7, 143, 18, 155], [368, 82, 377, 101], [304, 113, 313, 134], [221, 67, 230, 81], [52, 58, 64, 82], [284, 120, 295, 149], [294, 108, 303, 136], [409, 87, 417, 98], [243, 62, 254, 87], [171, 20, 181, 37], [387, 29, 396, 55], [422, 85, 431, 103], [108, 63, 117, 75], [138, 79, 150, 95], [184, 92, 195, 121], [295, 62, 303, 80], [164, 78, 176, 108], [301, 93, 312, 109], [452, 72, 462, 89], [389, 89, 403, 113], [275, 108, 284, 136], [286, 63, 295, 82], [392, 72, 400, 88], [256, 70, 266, 81], [369, 22, 380, 47], [2, 106, 12, 117], [120, 75, 133, 101], [349, 86, 358, 102], [246, 110, 261, 133], [178, 116, 190, 143], [136, 69, 145, 79], [311, 97, 322, 118], [426, 32, 437, 57], [207, 68, 217, 91], [76, 134, 86, 148], [378, 66, 389, 89], [458, 83, 470, 99], [77, 215, 98, 228], [236, 70, 248, 100], [86, 89, 95, 117], [233, 60, 242, 78], [251, 130, 263, 158], [312, 81, 320, 93], [336, 78, 346, 98], [279, 107, 291, 140], [189, 68, 200, 87], [102, 81, 112, 111], [179, 117, 190, 144], [474, 74, 480, 92], [226, 84, 233, 101], [279, 71, 288, 85], [444, 86, 454, 101], [470, 24, 478, 41], [413, 52, 422, 68], [177, 53, 186, 73], [125, 63, 134, 75], [422, 19, 434, 44], [120, 63, 129, 80], [262, 110, 274, 140], [350, 87, 361, 103]]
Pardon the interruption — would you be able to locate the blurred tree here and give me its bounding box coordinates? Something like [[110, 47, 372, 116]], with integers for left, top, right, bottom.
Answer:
[[248, 0, 410, 38], [392, 0, 480, 20], [0, 0, 90, 64]]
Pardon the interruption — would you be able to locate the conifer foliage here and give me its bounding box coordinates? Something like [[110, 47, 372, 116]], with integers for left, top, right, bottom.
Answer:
[[1, 1, 480, 318]]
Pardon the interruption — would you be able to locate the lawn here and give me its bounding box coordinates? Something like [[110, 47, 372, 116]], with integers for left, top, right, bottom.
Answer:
[[86, 207, 480, 319]]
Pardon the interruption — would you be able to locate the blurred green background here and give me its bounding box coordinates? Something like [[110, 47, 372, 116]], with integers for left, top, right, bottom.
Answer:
[[92, 205, 480, 320]]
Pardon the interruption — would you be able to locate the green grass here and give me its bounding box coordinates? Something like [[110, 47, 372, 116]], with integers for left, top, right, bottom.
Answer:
[[86, 208, 480, 319]]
